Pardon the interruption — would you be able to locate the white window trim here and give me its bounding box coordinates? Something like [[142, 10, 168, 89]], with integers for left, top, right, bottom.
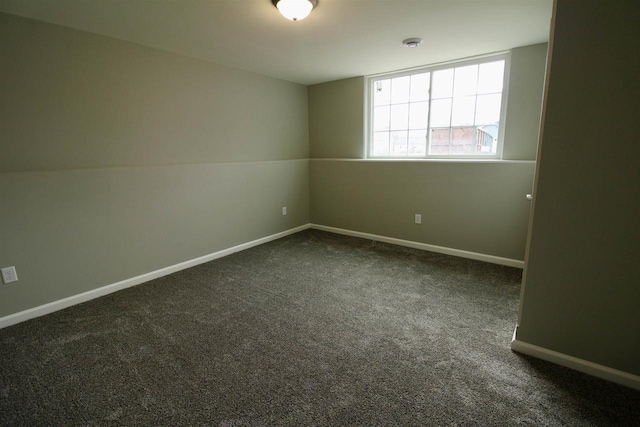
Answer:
[[365, 51, 511, 160]]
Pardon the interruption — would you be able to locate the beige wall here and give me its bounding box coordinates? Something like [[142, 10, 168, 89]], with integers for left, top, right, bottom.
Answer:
[[516, 0, 640, 375], [311, 160, 534, 260], [503, 43, 548, 160], [0, 13, 309, 317], [307, 43, 547, 260], [307, 44, 547, 162], [308, 77, 364, 159], [1, 14, 308, 171]]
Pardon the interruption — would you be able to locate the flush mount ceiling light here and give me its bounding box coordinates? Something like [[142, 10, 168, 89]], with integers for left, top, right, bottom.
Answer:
[[402, 38, 423, 48], [272, 0, 318, 21]]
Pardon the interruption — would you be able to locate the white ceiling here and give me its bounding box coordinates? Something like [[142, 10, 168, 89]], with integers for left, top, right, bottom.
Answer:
[[0, 0, 553, 85]]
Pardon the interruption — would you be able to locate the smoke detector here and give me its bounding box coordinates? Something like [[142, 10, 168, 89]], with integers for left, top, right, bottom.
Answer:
[[402, 38, 423, 48]]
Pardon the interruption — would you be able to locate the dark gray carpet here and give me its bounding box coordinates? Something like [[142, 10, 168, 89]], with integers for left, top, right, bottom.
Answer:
[[1, 229, 638, 426]]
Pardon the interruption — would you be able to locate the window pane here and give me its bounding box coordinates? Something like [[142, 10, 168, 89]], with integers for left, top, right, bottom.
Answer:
[[475, 94, 502, 125], [390, 103, 409, 130], [409, 102, 429, 129], [391, 76, 410, 104], [432, 69, 454, 99], [373, 132, 390, 156], [477, 60, 504, 94], [451, 96, 476, 126], [369, 55, 506, 158], [477, 125, 498, 154], [373, 105, 390, 131], [391, 131, 408, 156], [453, 65, 478, 97], [430, 98, 452, 127], [429, 128, 450, 155], [410, 72, 430, 102], [374, 79, 391, 106], [450, 127, 477, 155], [408, 130, 427, 156]]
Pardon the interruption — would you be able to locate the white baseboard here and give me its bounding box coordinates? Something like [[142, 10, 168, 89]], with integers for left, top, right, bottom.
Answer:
[[310, 224, 524, 268], [0, 224, 311, 330], [1, 223, 519, 329], [511, 326, 640, 390]]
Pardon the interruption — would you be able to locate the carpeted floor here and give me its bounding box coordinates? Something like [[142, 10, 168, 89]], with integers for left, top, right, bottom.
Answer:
[[0, 229, 638, 426]]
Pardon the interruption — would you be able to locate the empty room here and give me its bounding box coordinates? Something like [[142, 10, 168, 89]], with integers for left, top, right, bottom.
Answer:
[[1, 0, 638, 425]]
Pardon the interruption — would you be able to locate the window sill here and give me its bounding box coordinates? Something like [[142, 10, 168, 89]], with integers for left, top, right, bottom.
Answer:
[[310, 158, 535, 164]]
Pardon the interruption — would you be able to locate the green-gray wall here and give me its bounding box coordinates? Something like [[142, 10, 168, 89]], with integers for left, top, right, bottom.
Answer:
[[308, 44, 547, 261], [0, 13, 309, 317], [311, 160, 534, 259], [517, 0, 640, 375], [0, 13, 550, 322]]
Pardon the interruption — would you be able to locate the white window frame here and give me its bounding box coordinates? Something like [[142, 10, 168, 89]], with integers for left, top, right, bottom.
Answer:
[[365, 52, 511, 160]]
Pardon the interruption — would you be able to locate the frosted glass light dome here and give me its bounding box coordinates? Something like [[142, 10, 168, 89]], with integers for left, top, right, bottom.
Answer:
[[275, 0, 314, 21]]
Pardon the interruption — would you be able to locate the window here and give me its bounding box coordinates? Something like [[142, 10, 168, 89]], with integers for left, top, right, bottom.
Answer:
[[367, 53, 509, 158]]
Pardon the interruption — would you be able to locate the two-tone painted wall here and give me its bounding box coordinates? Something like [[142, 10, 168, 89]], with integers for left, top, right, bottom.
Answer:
[[1, 11, 548, 326], [308, 44, 548, 262], [0, 13, 310, 318]]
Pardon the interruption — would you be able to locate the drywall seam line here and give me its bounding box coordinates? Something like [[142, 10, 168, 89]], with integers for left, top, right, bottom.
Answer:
[[0, 158, 310, 176]]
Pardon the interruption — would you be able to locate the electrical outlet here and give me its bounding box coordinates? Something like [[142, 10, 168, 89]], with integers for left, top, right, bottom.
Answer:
[[282, 206, 287, 216], [414, 214, 422, 224], [1, 266, 18, 284]]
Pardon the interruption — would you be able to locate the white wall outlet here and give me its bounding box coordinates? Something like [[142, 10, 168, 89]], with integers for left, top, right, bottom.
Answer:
[[414, 214, 422, 224], [1, 266, 18, 284], [282, 206, 287, 216]]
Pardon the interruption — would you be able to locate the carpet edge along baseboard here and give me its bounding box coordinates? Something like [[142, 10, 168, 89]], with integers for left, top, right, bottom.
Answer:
[[511, 326, 640, 391], [1, 223, 521, 329], [310, 224, 524, 269], [0, 224, 311, 329]]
